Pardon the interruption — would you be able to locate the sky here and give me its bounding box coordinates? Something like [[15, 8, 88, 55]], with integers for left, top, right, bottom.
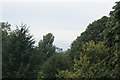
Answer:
[[0, 0, 118, 51]]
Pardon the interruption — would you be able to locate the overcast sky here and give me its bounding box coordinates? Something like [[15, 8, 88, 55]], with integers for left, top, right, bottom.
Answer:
[[0, 0, 118, 50]]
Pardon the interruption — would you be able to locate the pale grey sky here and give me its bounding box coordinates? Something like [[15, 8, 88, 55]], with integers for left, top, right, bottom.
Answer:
[[1, 0, 118, 50]]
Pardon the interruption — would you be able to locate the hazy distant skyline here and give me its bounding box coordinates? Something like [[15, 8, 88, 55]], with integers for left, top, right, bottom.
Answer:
[[1, 0, 118, 50]]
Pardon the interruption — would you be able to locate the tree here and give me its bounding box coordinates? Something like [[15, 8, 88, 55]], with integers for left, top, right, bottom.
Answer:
[[57, 41, 108, 78], [41, 53, 70, 78], [38, 33, 55, 61], [69, 16, 108, 65], [2, 23, 36, 78], [104, 1, 120, 51], [35, 33, 56, 78], [103, 1, 120, 77], [1, 22, 11, 78]]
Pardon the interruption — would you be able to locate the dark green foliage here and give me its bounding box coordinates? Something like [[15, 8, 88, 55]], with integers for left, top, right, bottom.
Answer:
[[69, 16, 108, 64], [1, 22, 12, 78], [41, 53, 70, 78], [104, 1, 120, 50], [2, 23, 36, 78], [38, 33, 55, 61], [103, 1, 120, 77], [57, 1, 120, 78], [79, 16, 108, 43]]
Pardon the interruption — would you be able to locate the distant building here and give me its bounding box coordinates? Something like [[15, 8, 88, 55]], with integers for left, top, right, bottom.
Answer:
[[55, 47, 63, 53]]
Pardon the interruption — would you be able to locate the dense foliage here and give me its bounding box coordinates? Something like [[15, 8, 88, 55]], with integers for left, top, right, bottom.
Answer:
[[57, 41, 108, 78], [1, 1, 120, 79], [69, 16, 108, 64], [57, 1, 120, 78]]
